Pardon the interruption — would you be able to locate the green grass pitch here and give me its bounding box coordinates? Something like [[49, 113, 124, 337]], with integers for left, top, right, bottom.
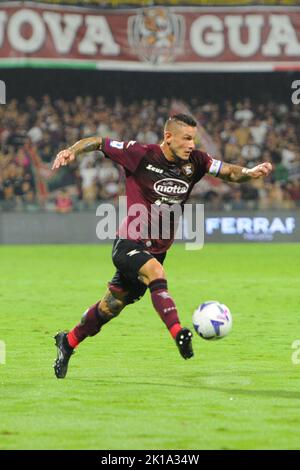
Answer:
[[1, 243, 300, 450]]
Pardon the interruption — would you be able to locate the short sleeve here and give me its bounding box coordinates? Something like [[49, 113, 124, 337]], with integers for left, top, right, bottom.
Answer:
[[102, 138, 147, 173]]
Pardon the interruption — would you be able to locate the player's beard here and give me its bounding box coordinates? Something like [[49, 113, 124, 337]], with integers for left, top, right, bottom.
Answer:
[[169, 145, 185, 163]]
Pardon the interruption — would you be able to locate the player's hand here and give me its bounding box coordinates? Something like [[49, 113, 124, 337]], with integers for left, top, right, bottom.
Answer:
[[52, 149, 75, 170], [248, 162, 272, 179]]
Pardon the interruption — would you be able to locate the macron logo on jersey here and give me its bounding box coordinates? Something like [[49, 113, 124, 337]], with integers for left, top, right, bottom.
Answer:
[[110, 140, 124, 149]]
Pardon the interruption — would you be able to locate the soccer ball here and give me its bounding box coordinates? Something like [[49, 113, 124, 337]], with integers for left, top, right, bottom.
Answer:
[[192, 301, 232, 340]]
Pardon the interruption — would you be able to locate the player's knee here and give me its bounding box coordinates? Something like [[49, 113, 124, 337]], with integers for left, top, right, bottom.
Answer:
[[149, 266, 165, 282], [139, 259, 166, 284]]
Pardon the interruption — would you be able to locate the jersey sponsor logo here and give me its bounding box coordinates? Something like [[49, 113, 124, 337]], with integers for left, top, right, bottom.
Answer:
[[146, 164, 163, 174], [154, 178, 189, 196], [110, 140, 124, 149]]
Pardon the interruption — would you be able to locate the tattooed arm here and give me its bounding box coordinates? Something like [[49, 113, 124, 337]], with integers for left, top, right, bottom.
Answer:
[[52, 136, 103, 170], [218, 161, 272, 183]]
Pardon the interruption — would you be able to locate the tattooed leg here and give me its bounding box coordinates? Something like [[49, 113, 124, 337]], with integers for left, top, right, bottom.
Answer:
[[98, 288, 128, 323], [66, 288, 129, 350]]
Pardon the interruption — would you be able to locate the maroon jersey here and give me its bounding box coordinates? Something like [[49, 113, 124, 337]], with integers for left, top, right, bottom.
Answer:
[[102, 138, 222, 253]]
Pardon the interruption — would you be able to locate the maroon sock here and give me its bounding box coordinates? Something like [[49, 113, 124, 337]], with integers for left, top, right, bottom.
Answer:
[[149, 279, 181, 338], [67, 302, 111, 348]]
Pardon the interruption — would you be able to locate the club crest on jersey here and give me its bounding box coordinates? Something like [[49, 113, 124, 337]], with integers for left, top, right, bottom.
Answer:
[[181, 163, 194, 177], [154, 178, 189, 196]]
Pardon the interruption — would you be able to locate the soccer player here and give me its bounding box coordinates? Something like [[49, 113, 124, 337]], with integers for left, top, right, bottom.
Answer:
[[52, 114, 272, 378]]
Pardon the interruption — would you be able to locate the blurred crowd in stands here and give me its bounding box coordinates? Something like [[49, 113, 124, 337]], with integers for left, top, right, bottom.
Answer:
[[1, 95, 300, 212]]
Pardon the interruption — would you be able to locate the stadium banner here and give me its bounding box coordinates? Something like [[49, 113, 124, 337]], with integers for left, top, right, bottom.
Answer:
[[1, 2, 300, 71], [0, 211, 299, 244], [204, 211, 298, 242]]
